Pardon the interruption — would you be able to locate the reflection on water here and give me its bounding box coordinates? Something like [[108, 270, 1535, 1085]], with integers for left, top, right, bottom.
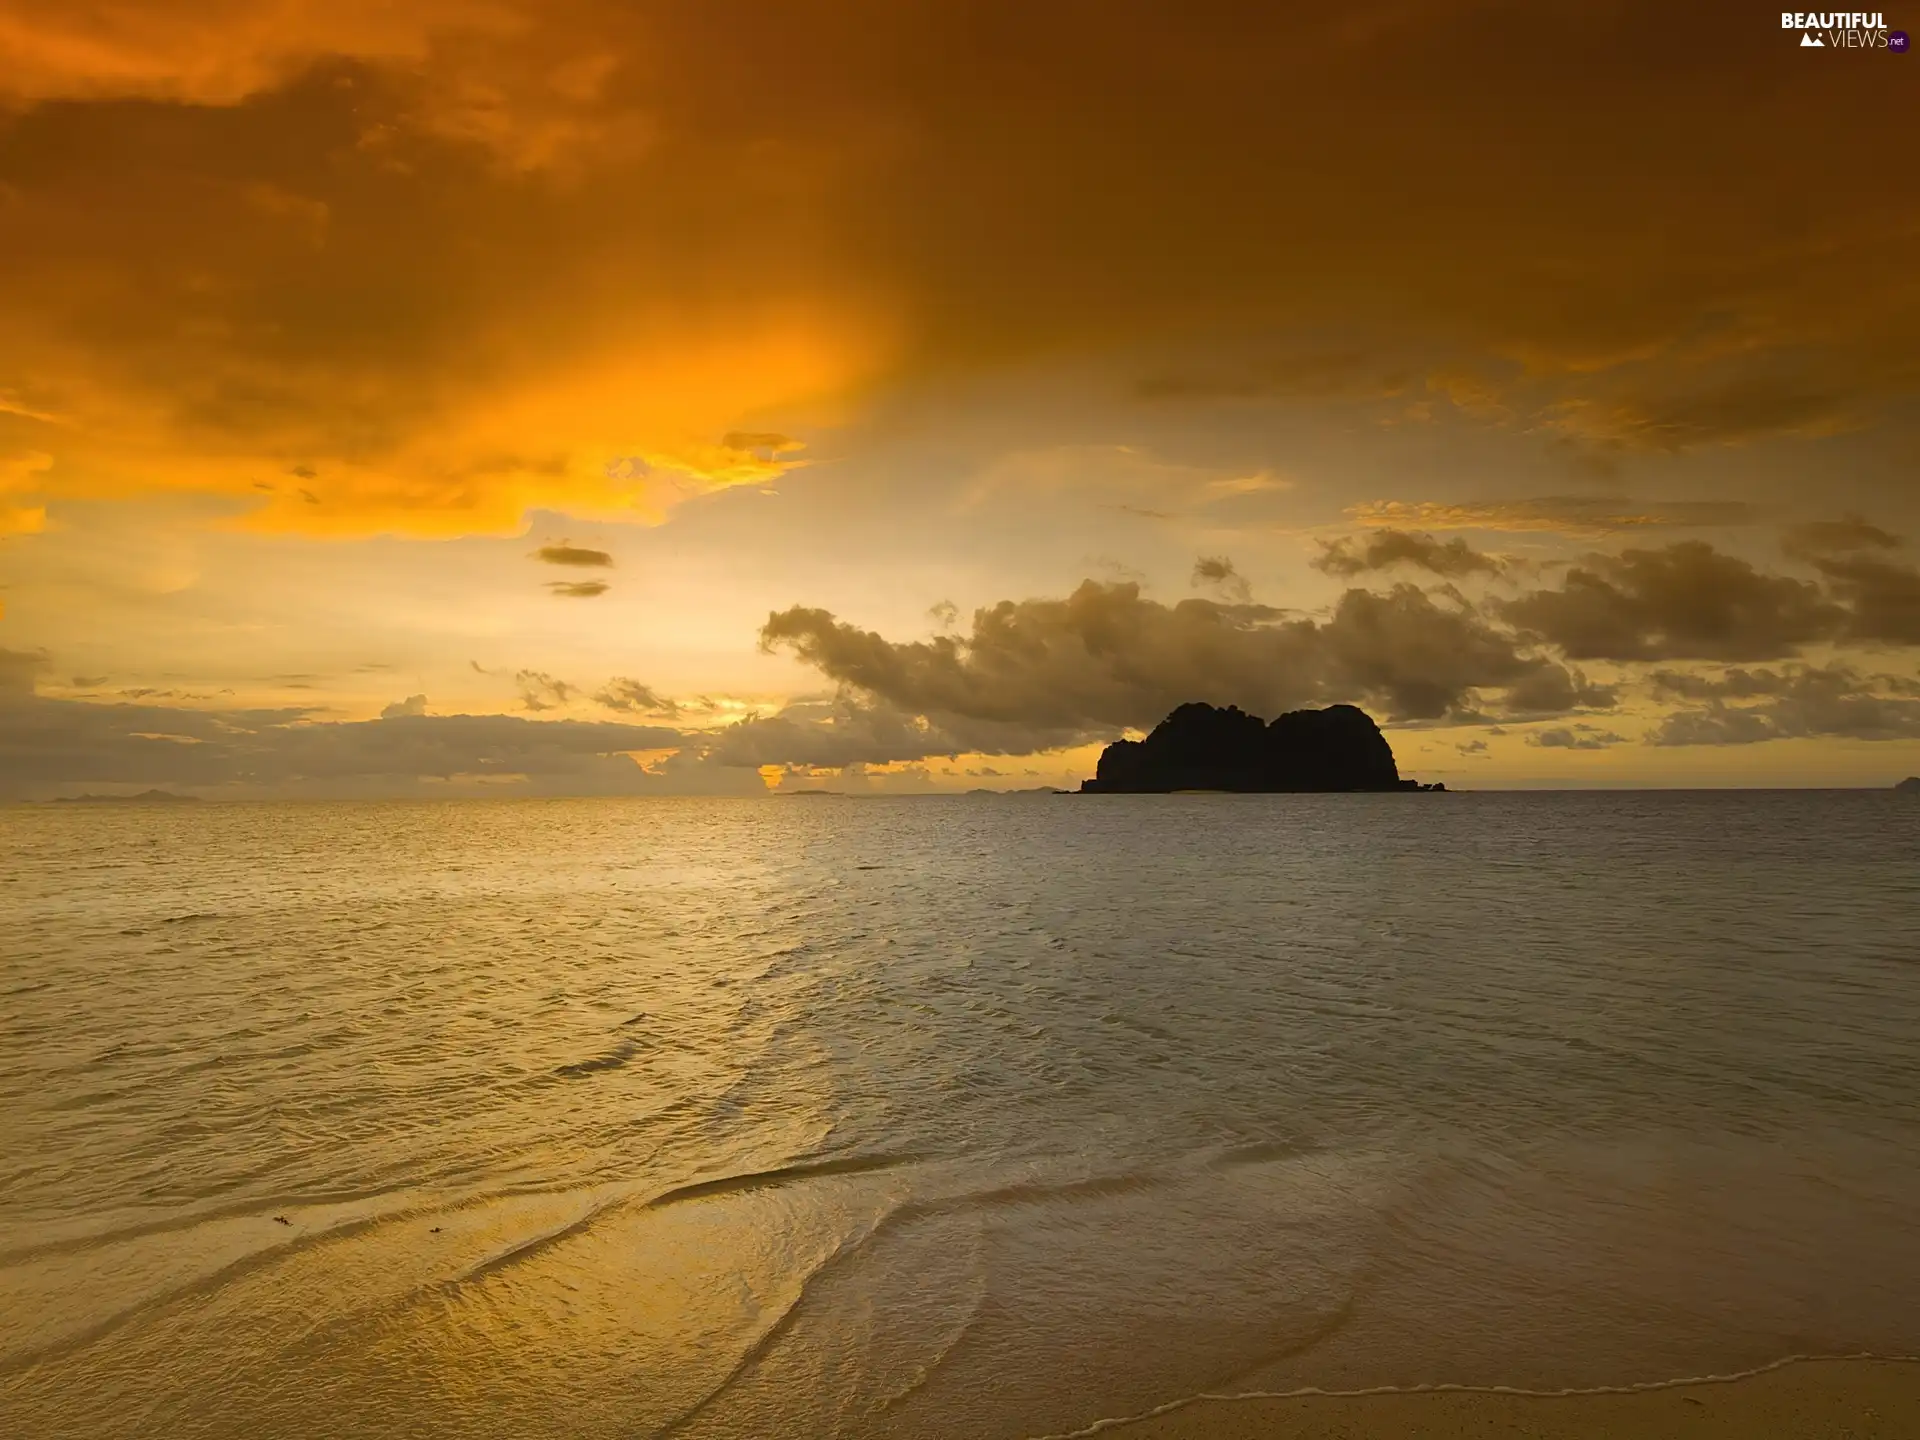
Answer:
[[3, 792, 1919, 1437]]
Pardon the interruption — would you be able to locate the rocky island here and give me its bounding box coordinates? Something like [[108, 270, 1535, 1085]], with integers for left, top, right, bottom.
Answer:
[[1079, 702, 1443, 793], [1897, 777, 1920, 793]]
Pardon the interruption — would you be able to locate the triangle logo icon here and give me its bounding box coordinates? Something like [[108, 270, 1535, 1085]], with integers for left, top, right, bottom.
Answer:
[[1800, 32, 1824, 45]]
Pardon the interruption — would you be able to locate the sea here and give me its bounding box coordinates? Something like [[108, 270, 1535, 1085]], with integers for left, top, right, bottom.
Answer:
[[3, 791, 1919, 1438]]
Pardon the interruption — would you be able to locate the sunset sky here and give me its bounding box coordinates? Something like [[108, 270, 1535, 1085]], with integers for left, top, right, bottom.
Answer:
[[2, 0, 1917, 796]]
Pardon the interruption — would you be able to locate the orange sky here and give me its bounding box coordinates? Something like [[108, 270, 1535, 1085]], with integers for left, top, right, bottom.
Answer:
[[2, 0, 1918, 795]]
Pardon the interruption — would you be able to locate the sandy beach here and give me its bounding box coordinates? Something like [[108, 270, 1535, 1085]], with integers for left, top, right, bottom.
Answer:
[[1098, 1359, 1920, 1439]]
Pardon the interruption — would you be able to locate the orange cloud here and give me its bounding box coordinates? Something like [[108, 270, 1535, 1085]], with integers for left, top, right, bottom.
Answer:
[[1347, 498, 1759, 538], [0, 449, 51, 534], [0, 1, 511, 107], [1, 0, 1915, 547]]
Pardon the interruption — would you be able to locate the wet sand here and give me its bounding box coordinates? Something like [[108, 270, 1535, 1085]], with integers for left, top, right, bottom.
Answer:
[[1095, 1359, 1920, 1439]]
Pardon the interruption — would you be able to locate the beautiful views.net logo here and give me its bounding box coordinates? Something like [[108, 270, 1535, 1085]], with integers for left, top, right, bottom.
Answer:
[[1782, 11, 1909, 48]]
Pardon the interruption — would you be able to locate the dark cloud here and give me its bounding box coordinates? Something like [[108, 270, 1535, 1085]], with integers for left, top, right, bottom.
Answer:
[[593, 677, 680, 717], [514, 670, 575, 712], [1650, 668, 1789, 702], [1191, 555, 1251, 602], [1528, 725, 1629, 751], [1806, 553, 1920, 646], [761, 577, 1578, 735], [1321, 586, 1548, 721], [546, 580, 610, 598], [1646, 664, 1920, 746], [1500, 541, 1844, 662], [1500, 664, 1616, 716], [1782, 517, 1905, 559], [704, 697, 960, 769], [0, 669, 922, 796], [70, 674, 109, 687], [1313, 529, 1503, 578], [0, 690, 692, 799], [533, 543, 614, 568], [1456, 738, 1489, 755]]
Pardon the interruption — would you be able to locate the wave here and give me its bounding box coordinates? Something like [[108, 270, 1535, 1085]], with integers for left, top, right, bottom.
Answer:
[[443, 1197, 625, 1288], [0, 1208, 400, 1377], [553, 1036, 645, 1078], [648, 1151, 928, 1209], [657, 1203, 906, 1434]]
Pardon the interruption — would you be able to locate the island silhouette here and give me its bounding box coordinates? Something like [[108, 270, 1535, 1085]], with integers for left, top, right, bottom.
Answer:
[[1898, 776, 1920, 793], [1080, 702, 1444, 793]]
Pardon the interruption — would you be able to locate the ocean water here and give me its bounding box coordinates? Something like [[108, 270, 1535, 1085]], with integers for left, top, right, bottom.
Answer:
[[3, 791, 1919, 1438]]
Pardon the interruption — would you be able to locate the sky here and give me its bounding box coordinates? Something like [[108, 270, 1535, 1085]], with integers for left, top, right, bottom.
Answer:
[[1, 0, 1918, 797]]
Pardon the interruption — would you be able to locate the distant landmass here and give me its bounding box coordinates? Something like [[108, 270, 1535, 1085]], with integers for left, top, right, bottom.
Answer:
[[1897, 777, 1920, 793], [53, 789, 200, 804], [1080, 703, 1444, 794]]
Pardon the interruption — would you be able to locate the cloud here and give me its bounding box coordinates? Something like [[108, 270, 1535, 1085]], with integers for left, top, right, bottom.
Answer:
[[1191, 555, 1251, 602], [546, 580, 610, 598], [0, 688, 696, 798], [1645, 664, 1920, 745], [1136, 351, 1407, 402], [0, 22, 881, 539], [1456, 738, 1489, 755], [0, 663, 873, 797], [719, 431, 804, 458], [704, 696, 961, 769], [514, 670, 575, 711], [1499, 541, 1844, 662], [964, 445, 1291, 521], [1781, 517, 1905, 559], [1804, 553, 1920, 646], [1500, 664, 1616, 715], [761, 576, 1578, 735], [533, 542, 614, 567], [1346, 498, 1759, 537], [0, 1, 1912, 552], [617, 745, 770, 797], [1543, 376, 1859, 453], [1313, 529, 1503, 578], [1528, 724, 1629, 750], [0, 450, 52, 535], [593, 677, 679, 716], [1, 1, 1913, 546], [0, 1, 499, 108]]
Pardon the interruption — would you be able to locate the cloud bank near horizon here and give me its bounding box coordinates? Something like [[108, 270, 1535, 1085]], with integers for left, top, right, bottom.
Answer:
[[7, 525, 1919, 797]]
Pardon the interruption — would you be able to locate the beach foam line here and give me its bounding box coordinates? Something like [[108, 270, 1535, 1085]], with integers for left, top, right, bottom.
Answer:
[[1023, 1352, 1920, 1439]]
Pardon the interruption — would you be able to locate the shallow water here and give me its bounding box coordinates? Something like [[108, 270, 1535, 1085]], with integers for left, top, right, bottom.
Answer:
[[4, 792, 1919, 1437]]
